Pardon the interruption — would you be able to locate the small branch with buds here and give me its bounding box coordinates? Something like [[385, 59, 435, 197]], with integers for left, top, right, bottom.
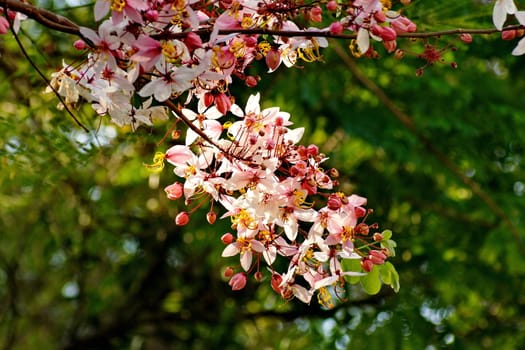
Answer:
[[3, 0, 524, 42]]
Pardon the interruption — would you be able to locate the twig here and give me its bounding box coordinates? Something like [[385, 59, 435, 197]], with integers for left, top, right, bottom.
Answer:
[[3, 0, 523, 41], [332, 42, 523, 252]]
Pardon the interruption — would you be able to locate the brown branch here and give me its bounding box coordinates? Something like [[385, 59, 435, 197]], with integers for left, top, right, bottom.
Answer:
[[3, 0, 523, 41], [3, 0, 80, 35], [332, 42, 524, 252]]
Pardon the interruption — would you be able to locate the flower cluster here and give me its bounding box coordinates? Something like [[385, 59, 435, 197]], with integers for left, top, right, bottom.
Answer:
[[157, 93, 398, 305], [42, 0, 417, 128]]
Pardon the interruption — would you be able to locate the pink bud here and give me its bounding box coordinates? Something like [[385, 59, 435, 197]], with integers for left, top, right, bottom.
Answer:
[[390, 17, 416, 34], [206, 211, 217, 224], [271, 274, 283, 294], [354, 206, 367, 218], [204, 92, 214, 108], [459, 33, 472, 44], [369, 250, 387, 265], [361, 259, 374, 272], [502, 30, 517, 41], [383, 40, 397, 53], [144, 9, 158, 22], [307, 144, 319, 157], [175, 211, 190, 226], [329, 22, 344, 35], [373, 232, 383, 241], [254, 271, 263, 281], [224, 266, 234, 278], [327, 1, 338, 11], [164, 182, 183, 200], [184, 32, 203, 51], [245, 75, 258, 87], [379, 26, 397, 41], [310, 6, 322, 22], [73, 40, 87, 50], [327, 195, 342, 210], [214, 93, 232, 114], [229, 273, 247, 290], [221, 233, 234, 244], [394, 49, 405, 59], [374, 11, 386, 23], [266, 48, 281, 72], [355, 223, 370, 235]]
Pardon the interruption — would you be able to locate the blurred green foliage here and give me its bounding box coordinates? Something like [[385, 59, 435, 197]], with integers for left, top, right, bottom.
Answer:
[[1, 1, 524, 349]]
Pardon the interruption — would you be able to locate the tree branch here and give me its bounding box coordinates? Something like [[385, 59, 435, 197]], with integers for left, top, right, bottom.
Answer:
[[3, 0, 523, 41], [3, 0, 80, 35], [332, 42, 524, 252]]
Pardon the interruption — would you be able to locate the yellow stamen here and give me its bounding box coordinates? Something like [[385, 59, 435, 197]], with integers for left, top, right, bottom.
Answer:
[[143, 152, 166, 173], [349, 39, 362, 58], [110, 0, 126, 12], [317, 287, 335, 309]]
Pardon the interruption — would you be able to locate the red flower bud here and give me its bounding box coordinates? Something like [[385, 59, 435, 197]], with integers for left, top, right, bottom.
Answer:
[[354, 206, 367, 218], [214, 93, 232, 114], [271, 274, 283, 294], [175, 211, 190, 226], [373, 232, 383, 241], [266, 48, 281, 72], [379, 26, 397, 41], [310, 6, 322, 22], [369, 250, 387, 265], [329, 22, 344, 35], [144, 9, 158, 22], [383, 40, 397, 53], [206, 211, 217, 224], [361, 258, 374, 272], [73, 40, 87, 50], [459, 33, 472, 44], [221, 233, 234, 244], [306, 144, 319, 157], [374, 11, 386, 23], [394, 49, 405, 59], [245, 75, 258, 87], [204, 92, 214, 108], [224, 266, 234, 278], [327, 195, 342, 210], [502, 30, 517, 41], [327, 1, 338, 11], [164, 182, 183, 200], [254, 271, 263, 281], [184, 32, 203, 51]]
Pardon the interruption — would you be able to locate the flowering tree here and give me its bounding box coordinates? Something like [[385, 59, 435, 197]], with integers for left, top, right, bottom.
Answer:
[[1, 0, 523, 309]]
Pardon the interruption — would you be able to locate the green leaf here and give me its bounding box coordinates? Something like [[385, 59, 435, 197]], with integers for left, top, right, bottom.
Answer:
[[381, 229, 393, 241], [360, 266, 381, 295], [341, 258, 363, 284], [380, 262, 400, 293], [381, 239, 397, 257]]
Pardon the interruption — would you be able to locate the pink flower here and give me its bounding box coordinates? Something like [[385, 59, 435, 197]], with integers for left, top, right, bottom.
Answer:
[[222, 236, 266, 271], [390, 16, 416, 34]]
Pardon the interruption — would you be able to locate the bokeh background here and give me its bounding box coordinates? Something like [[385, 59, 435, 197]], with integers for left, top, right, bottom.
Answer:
[[1, 1, 524, 349]]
